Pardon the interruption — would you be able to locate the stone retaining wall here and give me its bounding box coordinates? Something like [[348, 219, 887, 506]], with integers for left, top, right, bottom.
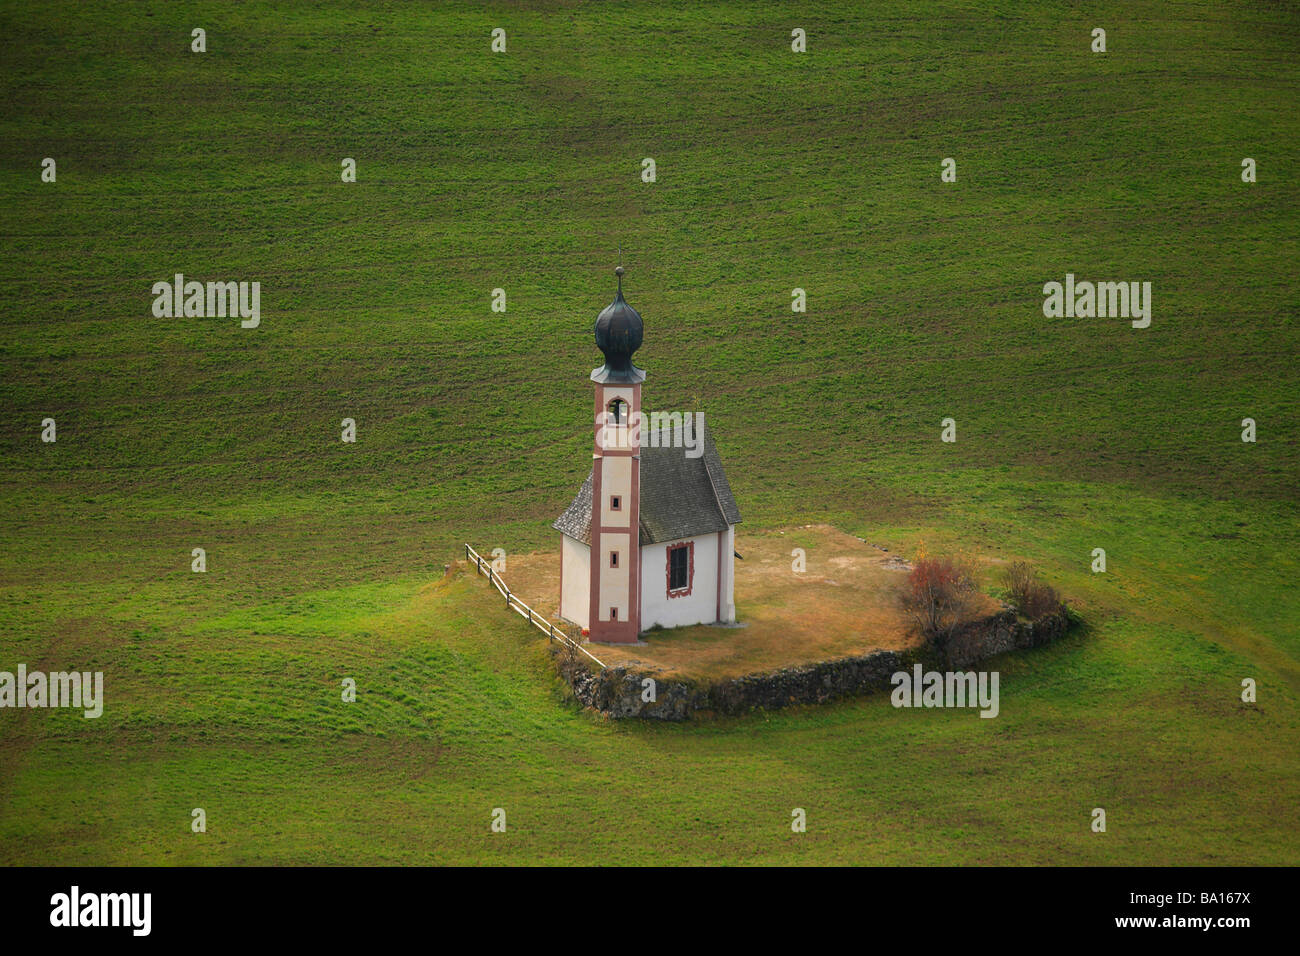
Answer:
[[555, 606, 1075, 721]]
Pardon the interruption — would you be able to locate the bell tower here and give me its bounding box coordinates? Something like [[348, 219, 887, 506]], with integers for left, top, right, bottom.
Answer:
[[588, 265, 644, 643]]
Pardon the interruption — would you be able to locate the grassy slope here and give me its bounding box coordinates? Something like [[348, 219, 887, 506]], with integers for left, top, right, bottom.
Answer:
[[0, 0, 1297, 864]]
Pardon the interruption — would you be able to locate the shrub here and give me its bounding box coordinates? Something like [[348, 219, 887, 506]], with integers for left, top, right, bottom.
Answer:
[[903, 549, 980, 655], [1001, 561, 1061, 619]]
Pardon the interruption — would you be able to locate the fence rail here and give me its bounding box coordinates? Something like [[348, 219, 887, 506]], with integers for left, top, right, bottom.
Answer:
[[464, 544, 606, 669]]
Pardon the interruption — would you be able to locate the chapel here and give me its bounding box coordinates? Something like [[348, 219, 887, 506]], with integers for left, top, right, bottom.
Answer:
[[553, 267, 741, 643]]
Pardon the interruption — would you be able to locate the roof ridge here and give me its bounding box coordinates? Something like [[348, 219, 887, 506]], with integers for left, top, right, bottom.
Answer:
[[698, 418, 732, 531]]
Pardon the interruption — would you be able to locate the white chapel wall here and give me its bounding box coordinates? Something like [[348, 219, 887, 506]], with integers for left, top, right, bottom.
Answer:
[[640, 531, 721, 631], [560, 534, 590, 630], [719, 524, 736, 623]]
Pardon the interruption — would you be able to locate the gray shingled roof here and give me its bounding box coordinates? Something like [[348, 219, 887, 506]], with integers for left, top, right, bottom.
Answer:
[[552, 421, 741, 546], [553, 472, 594, 542]]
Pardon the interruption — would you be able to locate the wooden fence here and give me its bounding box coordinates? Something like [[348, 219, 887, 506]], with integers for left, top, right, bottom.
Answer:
[[463, 544, 606, 670]]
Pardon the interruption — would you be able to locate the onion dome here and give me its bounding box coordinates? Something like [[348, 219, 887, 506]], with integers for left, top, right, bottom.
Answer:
[[592, 265, 646, 384]]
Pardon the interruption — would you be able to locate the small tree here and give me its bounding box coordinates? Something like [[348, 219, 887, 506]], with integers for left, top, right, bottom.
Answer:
[[904, 546, 979, 656]]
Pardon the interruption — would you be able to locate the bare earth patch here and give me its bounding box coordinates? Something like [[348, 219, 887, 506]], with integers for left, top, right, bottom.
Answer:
[[498, 524, 997, 681]]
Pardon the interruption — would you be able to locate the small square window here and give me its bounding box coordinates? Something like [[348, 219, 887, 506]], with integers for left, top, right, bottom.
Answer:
[[610, 495, 622, 511], [610, 551, 619, 568]]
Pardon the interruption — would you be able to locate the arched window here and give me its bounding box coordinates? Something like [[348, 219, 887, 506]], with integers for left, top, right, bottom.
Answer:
[[607, 398, 628, 424]]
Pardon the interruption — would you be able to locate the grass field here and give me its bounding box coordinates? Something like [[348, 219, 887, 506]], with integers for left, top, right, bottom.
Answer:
[[1, 0, 1297, 865]]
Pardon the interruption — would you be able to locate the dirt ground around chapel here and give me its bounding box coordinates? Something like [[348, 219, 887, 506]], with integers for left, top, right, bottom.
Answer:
[[499, 524, 998, 679]]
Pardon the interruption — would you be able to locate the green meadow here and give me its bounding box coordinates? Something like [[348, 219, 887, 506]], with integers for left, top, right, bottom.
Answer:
[[1, 1, 1297, 864]]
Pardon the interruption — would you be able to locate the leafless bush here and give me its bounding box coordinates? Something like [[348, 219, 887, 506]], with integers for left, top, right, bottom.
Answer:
[[1002, 561, 1061, 619]]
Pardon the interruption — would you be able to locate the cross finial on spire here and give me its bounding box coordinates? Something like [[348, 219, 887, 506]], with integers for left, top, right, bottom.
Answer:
[[615, 248, 625, 295]]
